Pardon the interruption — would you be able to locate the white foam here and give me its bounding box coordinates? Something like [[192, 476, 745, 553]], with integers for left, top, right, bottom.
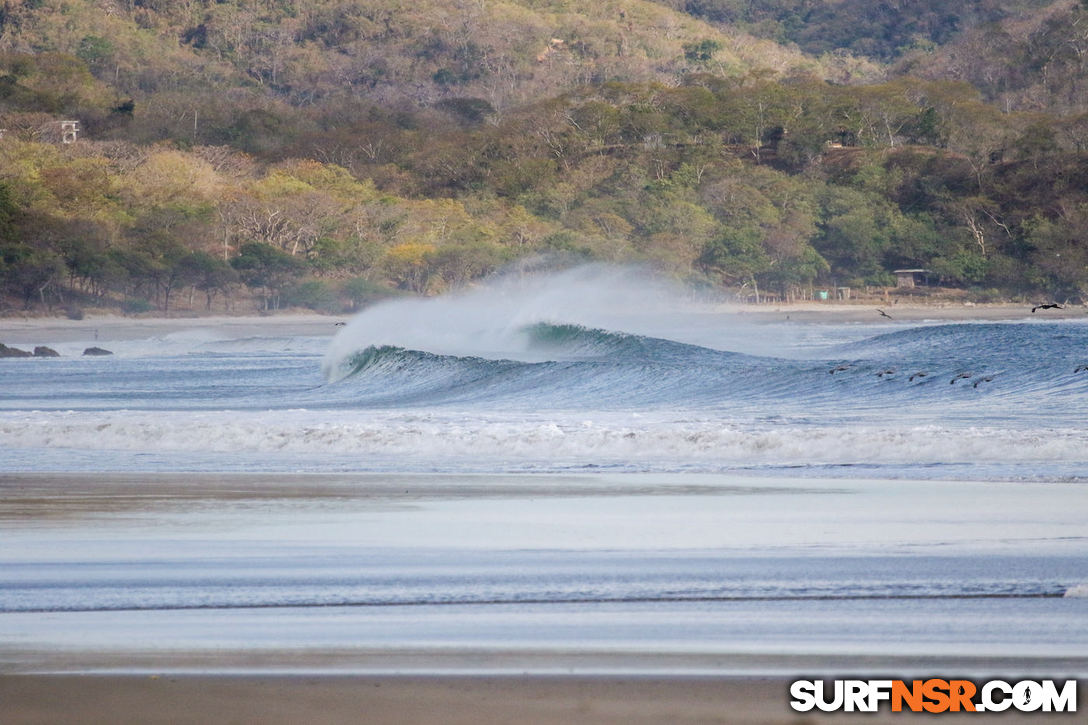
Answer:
[[2, 410, 1085, 471], [1064, 583, 1088, 598]]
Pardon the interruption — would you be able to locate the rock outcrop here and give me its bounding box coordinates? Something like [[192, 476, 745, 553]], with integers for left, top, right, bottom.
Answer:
[[0, 343, 32, 358]]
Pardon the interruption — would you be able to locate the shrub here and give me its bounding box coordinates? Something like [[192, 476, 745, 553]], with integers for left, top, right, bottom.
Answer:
[[121, 298, 154, 315]]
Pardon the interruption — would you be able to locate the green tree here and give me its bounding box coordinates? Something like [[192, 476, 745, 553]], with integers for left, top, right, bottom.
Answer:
[[1023, 209, 1088, 300], [282, 279, 339, 312], [382, 242, 436, 293], [425, 240, 506, 289], [697, 226, 772, 299], [340, 276, 399, 310], [682, 39, 722, 64], [176, 251, 238, 310], [230, 242, 307, 310], [0, 243, 65, 309], [76, 36, 115, 72], [0, 183, 16, 241]]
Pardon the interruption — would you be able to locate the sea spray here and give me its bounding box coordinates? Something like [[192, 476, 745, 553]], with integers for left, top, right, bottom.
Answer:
[[322, 265, 709, 381]]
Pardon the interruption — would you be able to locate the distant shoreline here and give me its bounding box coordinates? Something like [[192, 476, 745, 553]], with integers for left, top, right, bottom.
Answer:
[[1, 303, 1085, 353], [2, 302, 1084, 335], [718, 301, 1088, 323], [0, 312, 345, 346]]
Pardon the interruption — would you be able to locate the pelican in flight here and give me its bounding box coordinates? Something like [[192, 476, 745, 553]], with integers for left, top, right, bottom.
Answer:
[[950, 372, 972, 384], [908, 371, 928, 382], [972, 376, 995, 388], [877, 309, 893, 319], [829, 364, 851, 374], [1075, 365, 1088, 373], [876, 368, 896, 378], [1032, 303, 1064, 313]]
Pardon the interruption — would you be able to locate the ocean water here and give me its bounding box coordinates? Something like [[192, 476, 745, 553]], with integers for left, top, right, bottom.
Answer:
[[2, 267, 1087, 674], [1, 267, 1087, 479]]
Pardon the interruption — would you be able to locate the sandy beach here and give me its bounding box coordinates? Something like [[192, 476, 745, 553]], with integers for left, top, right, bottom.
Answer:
[[3, 471, 1087, 724], [6, 673, 1079, 724], [0, 301, 1084, 346], [0, 312, 344, 346], [725, 301, 1088, 324]]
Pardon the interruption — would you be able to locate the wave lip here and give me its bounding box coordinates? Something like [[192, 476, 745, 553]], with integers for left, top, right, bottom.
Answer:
[[345, 344, 519, 379], [522, 322, 644, 358]]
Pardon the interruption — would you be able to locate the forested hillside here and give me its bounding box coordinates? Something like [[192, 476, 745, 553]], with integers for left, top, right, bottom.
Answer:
[[1, 0, 1086, 314], [897, 0, 1088, 114], [665, 0, 1053, 61]]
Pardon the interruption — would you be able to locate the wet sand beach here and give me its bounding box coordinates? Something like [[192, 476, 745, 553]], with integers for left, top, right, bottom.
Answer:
[[6, 673, 1081, 724], [4, 474, 1087, 683]]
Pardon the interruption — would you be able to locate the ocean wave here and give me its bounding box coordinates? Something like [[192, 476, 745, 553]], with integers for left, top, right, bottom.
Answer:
[[320, 268, 1088, 417], [317, 313, 1088, 415], [345, 344, 520, 379], [1064, 583, 1088, 598], [2, 412, 1086, 470], [837, 320, 1088, 365], [522, 321, 637, 354], [321, 265, 723, 380], [2, 586, 1066, 614]]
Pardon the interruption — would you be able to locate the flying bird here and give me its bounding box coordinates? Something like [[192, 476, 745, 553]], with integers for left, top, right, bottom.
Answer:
[[950, 372, 972, 384], [877, 309, 893, 319], [1075, 365, 1088, 373], [972, 376, 995, 388], [1032, 303, 1064, 313], [908, 371, 928, 382], [829, 364, 851, 374], [334, 321, 346, 327], [876, 368, 896, 378]]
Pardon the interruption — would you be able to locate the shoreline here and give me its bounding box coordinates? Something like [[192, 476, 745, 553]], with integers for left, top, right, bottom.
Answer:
[[0, 303, 1084, 347], [7, 645, 1088, 677], [0, 312, 343, 346], [720, 300, 1088, 323]]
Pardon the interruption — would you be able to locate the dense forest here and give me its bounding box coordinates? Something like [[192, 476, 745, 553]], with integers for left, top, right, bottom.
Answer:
[[1, 0, 1087, 314]]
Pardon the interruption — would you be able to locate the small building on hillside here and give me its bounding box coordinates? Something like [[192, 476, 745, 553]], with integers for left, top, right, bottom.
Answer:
[[61, 120, 79, 144], [893, 269, 932, 288]]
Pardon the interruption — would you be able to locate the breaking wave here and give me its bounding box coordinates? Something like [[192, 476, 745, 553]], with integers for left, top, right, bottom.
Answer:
[[3, 409, 1087, 476], [318, 316, 1088, 418]]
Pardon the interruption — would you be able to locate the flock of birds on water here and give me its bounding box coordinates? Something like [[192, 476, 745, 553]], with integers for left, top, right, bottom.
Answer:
[[829, 365, 1005, 388], [826, 303, 1088, 387]]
